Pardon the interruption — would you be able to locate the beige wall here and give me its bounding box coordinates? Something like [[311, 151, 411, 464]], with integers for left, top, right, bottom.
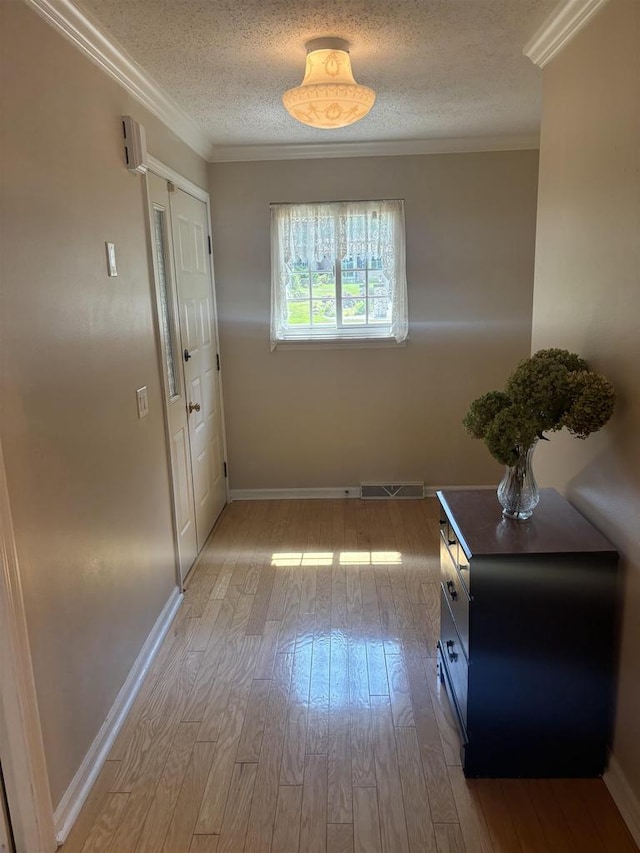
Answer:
[[531, 1, 640, 801], [208, 151, 539, 491], [0, 2, 206, 807]]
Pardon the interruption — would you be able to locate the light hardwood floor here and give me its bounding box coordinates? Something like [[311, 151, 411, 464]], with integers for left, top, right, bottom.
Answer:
[[61, 499, 637, 853]]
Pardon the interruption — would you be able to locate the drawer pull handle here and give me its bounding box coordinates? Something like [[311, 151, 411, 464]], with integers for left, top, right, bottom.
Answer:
[[446, 639, 458, 663], [448, 538, 456, 546], [439, 519, 447, 526], [459, 564, 468, 572], [446, 579, 458, 601]]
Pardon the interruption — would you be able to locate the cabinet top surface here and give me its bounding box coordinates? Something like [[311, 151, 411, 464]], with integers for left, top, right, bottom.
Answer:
[[437, 488, 617, 559]]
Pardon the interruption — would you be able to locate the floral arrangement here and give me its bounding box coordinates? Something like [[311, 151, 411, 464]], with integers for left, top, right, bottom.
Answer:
[[463, 349, 616, 466]]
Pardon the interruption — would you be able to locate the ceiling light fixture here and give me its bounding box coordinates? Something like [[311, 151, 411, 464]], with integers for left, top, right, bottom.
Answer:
[[282, 37, 376, 129]]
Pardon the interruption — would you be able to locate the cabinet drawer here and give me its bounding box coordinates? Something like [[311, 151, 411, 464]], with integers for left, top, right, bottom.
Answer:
[[440, 525, 470, 587], [440, 548, 470, 658], [439, 517, 459, 566], [439, 589, 469, 728], [439, 520, 470, 575]]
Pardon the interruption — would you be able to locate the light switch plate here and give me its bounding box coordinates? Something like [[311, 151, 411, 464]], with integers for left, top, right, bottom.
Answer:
[[106, 242, 118, 276], [136, 386, 149, 419]]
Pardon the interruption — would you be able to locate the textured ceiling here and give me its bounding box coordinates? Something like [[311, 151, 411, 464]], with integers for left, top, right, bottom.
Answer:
[[77, 0, 559, 151]]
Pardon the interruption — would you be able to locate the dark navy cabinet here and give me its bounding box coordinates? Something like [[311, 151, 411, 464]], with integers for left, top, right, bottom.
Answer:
[[436, 488, 619, 778]]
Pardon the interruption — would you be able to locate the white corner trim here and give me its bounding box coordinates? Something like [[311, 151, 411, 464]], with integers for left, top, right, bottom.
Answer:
[[604, 755, 640, 847], [53, 587, 183, 844], [524, 0, 610, 67], [208, 134, 540, 163], [23, 0, 211, 159], [0, 444, 56, 853], [229, 487, 362, 501]]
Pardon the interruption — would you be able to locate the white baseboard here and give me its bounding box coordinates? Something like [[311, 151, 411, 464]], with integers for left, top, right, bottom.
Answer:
[[229, 485, 497, 501], [229, 487, 362, 500], [604, 755, 640, 847], [424, 484, 495, 497], [53, 587, 183, 844]]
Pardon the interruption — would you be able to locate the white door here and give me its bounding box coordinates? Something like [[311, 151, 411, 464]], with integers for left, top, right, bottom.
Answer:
[[147, 173, 198, 580], [147, 173, 227, 579], [169, 188, 226, 549]]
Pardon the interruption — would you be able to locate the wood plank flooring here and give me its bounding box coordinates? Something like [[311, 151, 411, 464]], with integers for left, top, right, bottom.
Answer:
[[61, 499, 637, 853]]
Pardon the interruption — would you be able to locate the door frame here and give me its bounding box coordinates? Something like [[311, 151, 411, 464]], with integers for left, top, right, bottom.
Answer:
[[143, 156, 229, 587], [0, 438, 56, 853]]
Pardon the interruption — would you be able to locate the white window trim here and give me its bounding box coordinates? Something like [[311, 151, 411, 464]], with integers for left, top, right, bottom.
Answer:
[[270, 199, 408, 350], [274, 338, 407, 351]]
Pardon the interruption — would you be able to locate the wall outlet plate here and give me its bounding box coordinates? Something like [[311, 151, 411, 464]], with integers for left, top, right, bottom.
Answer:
[[106, 242, 118, 277], [136, 386, 149, 419]]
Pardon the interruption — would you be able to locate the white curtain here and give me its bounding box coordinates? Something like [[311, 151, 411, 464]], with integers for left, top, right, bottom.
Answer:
[[270, 199, 408, 349]]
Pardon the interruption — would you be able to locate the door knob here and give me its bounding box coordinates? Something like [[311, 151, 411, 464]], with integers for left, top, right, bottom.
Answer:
[[446, 579, 458, 601], [184, 349, 191, 361], [446, 639, 458, 663], [188, 402, 201, 413]]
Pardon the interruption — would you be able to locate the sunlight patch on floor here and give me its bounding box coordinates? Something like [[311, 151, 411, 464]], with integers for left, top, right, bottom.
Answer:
[[270, 550, 403, 567]]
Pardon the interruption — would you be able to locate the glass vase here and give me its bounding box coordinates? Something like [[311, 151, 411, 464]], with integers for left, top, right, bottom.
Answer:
[[497, 441, 540, 521]]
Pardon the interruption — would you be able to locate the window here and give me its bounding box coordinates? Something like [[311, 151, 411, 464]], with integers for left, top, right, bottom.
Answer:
[[270, 199, 408, 348], [153, 206, 179, 398]]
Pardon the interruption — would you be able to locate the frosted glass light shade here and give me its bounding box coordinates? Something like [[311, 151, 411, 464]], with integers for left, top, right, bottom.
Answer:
[[283, 40, 376, 129]]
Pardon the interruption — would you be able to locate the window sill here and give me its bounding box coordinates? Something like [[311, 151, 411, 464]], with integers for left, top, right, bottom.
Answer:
[[272, 337, 407, 351]]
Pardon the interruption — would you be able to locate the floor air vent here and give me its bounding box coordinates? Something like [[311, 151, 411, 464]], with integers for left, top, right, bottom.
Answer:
[[360, 482, 424, 499]]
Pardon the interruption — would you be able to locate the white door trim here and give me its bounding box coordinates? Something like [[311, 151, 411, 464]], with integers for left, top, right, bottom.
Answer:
[[146, 156, 209, 204], [142, 173, 192, 588], [0, 440, 56, 853], [144, 156, 229, 584]]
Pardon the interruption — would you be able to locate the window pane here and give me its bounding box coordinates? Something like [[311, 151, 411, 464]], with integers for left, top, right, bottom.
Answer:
[[342, 298, 366, 324], [342, 270, 366, 297], [153, 208, 178, 398], [312, 299, 336, 325], [341, 253, 370, 270], [287, 272, 310, 298], [368, 298, 392, 324], [367, 270, 388, 295], [287, 300, 311, 325], [311, 271, 336, 297], [313, 255, 334, 272], [370, 272, 386, 286]]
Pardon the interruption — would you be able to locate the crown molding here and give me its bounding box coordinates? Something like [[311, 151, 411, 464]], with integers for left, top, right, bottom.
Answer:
[[23, 0, 211, 159], [208, 134, 540, 163], [524, 0, 610, 68], [23, 0, 540, 164]]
